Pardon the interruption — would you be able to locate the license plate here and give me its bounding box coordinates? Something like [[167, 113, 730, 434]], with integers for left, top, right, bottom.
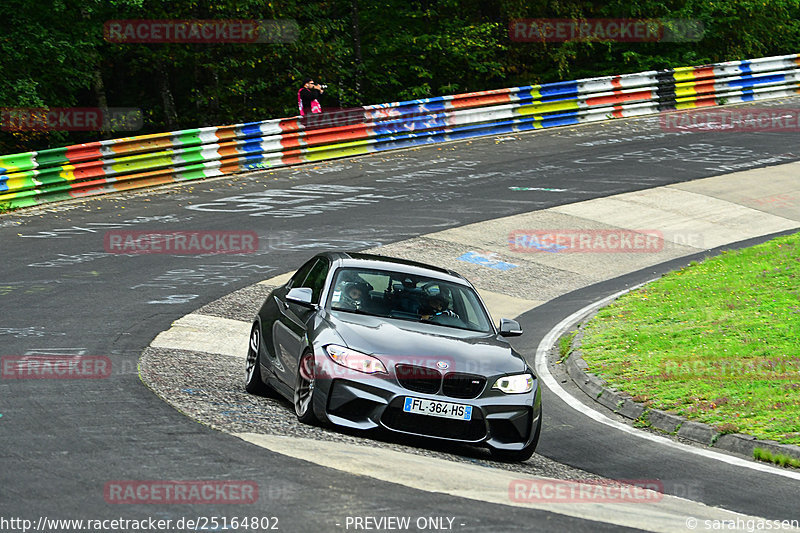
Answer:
[[403, 397, 472, 421]]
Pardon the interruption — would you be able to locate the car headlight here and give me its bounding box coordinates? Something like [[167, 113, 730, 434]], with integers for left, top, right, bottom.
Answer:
[[492, 373, 534, 394], [325, 345, 387, 374]]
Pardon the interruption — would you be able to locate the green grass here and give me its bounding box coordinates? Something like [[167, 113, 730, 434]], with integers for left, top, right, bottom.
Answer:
[[633, 411, 652, 429], [753, 447, 800, 469], [558, 330, 578, 362], [578, 232, 800, 446]]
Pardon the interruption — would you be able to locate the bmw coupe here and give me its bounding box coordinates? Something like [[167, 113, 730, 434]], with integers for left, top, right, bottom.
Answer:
[[244, 252, 542, 461]]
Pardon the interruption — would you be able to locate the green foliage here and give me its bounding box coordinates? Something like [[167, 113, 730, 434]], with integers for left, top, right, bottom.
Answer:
[[634, 410, 652, 429], [1, 0, 799, 153], [753, 447, 800, 469], [558, 330, 578, 361]]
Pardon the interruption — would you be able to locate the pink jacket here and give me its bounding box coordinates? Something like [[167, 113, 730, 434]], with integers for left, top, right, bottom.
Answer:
[[298, 88, 322, 116]]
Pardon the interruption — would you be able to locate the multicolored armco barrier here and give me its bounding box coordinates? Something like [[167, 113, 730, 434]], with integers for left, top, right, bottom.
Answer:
[[1, 53, 798, 210]]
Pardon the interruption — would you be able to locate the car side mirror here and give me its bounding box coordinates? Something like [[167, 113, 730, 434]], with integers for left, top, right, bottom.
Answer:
[[498, 318, 523, 337], [286, 287, 314, 307]]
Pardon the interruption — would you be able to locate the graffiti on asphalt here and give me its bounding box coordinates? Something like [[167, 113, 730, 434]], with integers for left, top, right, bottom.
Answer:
[[134, 261, 276, 291], [16, 215, 188, 239], [0, 327, 65, 338], [186, 184, 405, 218]]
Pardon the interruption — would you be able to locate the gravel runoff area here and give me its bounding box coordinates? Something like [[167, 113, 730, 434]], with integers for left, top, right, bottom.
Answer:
[[139, 282, 603, 481]]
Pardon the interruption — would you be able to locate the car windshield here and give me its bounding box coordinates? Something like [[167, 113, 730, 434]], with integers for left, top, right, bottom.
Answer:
[[327, 267, 493, 333]]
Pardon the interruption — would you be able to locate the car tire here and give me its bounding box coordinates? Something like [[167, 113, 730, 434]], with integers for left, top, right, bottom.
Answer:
[[490, 405, 542, 462], [293, 350, 319, 425], [245, 323, 273, 395]]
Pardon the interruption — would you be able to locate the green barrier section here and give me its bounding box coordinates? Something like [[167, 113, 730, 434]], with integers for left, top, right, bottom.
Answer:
[[0, 152, 37, 174], [33, 147, 71, 168]]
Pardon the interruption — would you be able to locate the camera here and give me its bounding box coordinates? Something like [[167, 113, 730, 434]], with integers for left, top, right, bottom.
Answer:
[[319, 84, 328, 89]]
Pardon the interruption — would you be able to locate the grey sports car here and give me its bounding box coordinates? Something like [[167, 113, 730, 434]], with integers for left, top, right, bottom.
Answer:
[[245, 252, 542, 461]]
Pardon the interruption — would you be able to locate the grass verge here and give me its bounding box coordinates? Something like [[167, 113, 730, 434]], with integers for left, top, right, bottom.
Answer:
[[578, 232, 800, 446], [558, 330, 577, 362], [754, 448, 800, 468]]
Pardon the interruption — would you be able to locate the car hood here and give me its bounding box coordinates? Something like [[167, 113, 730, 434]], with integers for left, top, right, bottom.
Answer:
[[325, 311, 527, 376]]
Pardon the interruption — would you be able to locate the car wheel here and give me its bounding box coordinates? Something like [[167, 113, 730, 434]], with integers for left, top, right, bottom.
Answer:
[[490, 405, 542, 462], [245, 324, 272, 395], [293, 350, 319, 425]]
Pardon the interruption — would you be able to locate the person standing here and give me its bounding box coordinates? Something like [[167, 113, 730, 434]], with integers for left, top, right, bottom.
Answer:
[[298, 78, 324, 116]]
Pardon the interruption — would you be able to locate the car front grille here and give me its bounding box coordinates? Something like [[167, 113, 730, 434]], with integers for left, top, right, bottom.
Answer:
[[442, 373, 486, 399], [395, 364, 441, 394]]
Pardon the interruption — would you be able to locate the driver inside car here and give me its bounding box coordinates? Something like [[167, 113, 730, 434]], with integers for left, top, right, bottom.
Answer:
[[420, 294, 460, 321]]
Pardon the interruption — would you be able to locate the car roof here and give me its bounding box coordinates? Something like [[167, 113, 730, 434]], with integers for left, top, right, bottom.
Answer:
[[321, 251, 469, 284]]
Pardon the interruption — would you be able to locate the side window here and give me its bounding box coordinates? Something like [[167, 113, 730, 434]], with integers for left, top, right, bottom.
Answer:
[[302, 259, 330, 304], [287, 258, 318, 289]]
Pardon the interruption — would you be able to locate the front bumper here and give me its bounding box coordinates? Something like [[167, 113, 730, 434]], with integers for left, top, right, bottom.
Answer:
[[312, 367, 541, 451]]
